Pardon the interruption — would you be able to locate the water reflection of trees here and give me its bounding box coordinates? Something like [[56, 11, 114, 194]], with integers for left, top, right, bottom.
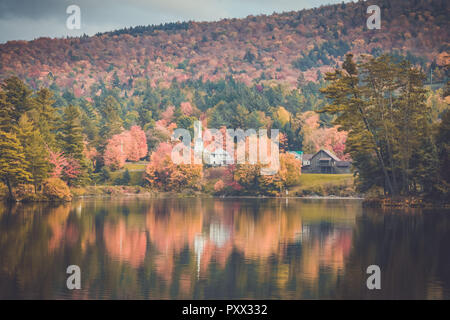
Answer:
[[3, 200, 449, 299], [336, 208, 450, 299], [0, 198, 360, 299], [0, 202, 72, 298]]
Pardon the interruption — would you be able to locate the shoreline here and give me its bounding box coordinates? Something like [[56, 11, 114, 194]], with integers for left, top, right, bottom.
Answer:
[[72, 194, 449, 209], [74, 194, 365, 200], [1, 189, 365, 203], [362, 197, 450, 209], [2, 185, 448, 209]]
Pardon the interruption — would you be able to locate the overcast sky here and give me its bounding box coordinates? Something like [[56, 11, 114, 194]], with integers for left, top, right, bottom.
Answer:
[[0, 0, 353, 43]]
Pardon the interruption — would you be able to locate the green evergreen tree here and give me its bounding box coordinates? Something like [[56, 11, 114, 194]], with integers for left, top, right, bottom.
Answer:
[[320, 54, 395, 195], [17, 115, 50, 193], [0, 77, 33, 132], [431, 109, 450, 199], [320, 54, 432, 197], [0, 130, 31, 200], [30, 88, 59, 148], [59, 105, 85, 159], [122, 169, 131, 185], [58, 105, 89, 185], [0, 91, 14, 132], [99, 96, 123, 139]]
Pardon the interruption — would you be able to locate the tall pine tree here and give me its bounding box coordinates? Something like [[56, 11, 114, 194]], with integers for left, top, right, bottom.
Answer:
[[29, 88, 59, 148], [57, 105, 88, 185], [17, 115, 50, 193], [0, 77, 33, 131], [0, 130, 31, 200], [320, 54, 432, 197]]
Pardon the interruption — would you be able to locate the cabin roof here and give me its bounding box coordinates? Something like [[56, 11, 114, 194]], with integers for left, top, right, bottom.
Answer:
[[336, 161, 351, 167], [316, 149, 341, 162]]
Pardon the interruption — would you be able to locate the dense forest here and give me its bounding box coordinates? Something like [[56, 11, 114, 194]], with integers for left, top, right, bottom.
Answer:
[[0, 0, 448, 202], [0, 0, 448, 92]]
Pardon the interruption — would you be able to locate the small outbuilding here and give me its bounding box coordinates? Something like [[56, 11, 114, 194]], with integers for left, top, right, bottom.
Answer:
[[301, 149, 351, 174]]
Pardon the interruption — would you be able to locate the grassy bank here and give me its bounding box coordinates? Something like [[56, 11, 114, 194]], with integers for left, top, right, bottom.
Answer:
[[289, 174, 356, 197], [73, 173, 358, 198], [1, 171, 358, 201], [106, 162, 147, 186]]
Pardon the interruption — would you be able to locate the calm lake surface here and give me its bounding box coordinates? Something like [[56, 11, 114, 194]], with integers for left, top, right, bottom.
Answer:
[[0, 197, 449, 299]]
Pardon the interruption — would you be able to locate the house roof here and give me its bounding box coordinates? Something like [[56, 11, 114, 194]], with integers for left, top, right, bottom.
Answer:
[[317, 149, 341, 162], [291, 150, 342, 162]]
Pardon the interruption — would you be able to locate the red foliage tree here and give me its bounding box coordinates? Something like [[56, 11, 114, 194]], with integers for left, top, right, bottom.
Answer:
[[104, 126, 148, 169], [104, 133, 128, 170], [48, 149, 81, 185], [127, 125, 148, 161], [300, 111, 350, 160], [48, 150, 66, 178], [63, 156, 81, 181]]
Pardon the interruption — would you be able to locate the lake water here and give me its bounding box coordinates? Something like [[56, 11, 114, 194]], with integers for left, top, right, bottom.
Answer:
[[0, 197, 449, 299]]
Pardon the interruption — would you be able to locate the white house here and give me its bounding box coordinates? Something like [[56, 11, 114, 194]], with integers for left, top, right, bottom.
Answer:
[[204, 148, 233, 166]]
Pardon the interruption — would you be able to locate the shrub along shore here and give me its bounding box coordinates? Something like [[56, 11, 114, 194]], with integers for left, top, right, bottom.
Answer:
[[0, 173, 358, 202], [1, 173, 448, 208]]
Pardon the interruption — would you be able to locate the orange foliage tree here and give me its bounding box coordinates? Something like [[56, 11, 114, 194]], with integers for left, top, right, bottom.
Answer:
[[104, 126, 148, 169], [145, 142, 203, 191], [231, 153, 301, 196]]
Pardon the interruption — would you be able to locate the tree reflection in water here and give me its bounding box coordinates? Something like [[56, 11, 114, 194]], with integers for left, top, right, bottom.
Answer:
[[0, 198, 448, 299]]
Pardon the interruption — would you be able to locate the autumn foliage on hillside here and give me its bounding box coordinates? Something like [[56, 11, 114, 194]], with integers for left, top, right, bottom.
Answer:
[[0, 0, 447, 95]]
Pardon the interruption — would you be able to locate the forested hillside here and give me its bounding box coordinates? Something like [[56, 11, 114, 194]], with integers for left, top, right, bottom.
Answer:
[[0, 0, 448, 201], [0, 0, 448, 94]]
